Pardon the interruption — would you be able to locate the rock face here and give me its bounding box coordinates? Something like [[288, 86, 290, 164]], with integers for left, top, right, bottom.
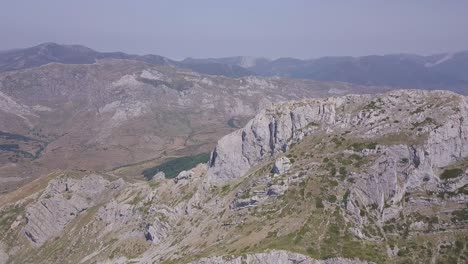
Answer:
[[207, 130, 248, 185], [22, 175, 124, 246], [272, 156, 292, 174], [175, 170, 194, 184], [191, 250, 370, 264], [207, 90, 468, 186], [144, 220, 171, 243], [207, 94, 355, 184]]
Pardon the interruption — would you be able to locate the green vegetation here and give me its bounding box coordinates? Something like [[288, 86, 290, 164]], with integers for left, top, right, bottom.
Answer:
[[364, 101, 382, 111], [339, 166, 347, 177], [142, 153, 210, 179], [0, 205, 23, 231], [440, 168, 464, 180], [327, 195, 337, 203], [261, 206, 387, 263], [342, 190, 350, 206], [451, 208, 468, 222], [0, 205, 24, 248], [400, 158, 409, 164], [136, 77, 189, 91], [411, 117, 436, 130], [349, 154, 362, 161], [349, 142, 377, 152], [410, 106, 425, 115], [331, 136, 344, 146], [315, 197, 324, 208]]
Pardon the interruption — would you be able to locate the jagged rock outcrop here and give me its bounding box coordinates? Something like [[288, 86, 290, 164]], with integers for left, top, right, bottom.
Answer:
[[96, 199, 137, 233], [190, 250, 371, 264], [144, 220, 171, 243], [207, 130, 249, 185], [206, 89, 468, 239], [175, 170, 194, 184], [22, 174, 125, 246], [267, 184, 288, 196], [152, 171, 166, 181], [231, 196, 260, 210], [207, 90, 468, 186], [272, 156, 292, 175], [206, 94, 361, 184]]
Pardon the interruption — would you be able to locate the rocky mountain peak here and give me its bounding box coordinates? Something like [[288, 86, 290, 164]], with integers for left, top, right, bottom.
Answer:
[[0, 90, 466, 263], [207, 89, 467, 185]]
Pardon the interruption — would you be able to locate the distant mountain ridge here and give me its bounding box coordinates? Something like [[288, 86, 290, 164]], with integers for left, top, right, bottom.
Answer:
[[186, 52, 468, 94], [0, 42, 252, 78], [0, 43, 467, 93]]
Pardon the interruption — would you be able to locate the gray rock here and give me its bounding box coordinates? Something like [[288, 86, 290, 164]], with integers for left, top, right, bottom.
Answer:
[[267, 184, 288, 196], [144, 220, 170, 244], [207, 90, 468, 188], [205, 90, 468, 238], [174, 170, 194, 184], [22, 174, 121, 246], [271, 156, 291, 175], [96, 199, 136, 229], [153, 171, 166, 181], [206, 93, 362, 185], [190, 250, 371, 264], [231, 195, 260, 210], [0, 242, 8, 264]]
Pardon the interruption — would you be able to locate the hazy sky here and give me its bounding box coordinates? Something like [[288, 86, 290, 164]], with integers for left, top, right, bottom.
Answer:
[[1, 1, 468, 60]]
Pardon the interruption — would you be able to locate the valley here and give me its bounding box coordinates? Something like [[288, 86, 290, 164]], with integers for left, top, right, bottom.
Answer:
[[0, 52, 386, 193]]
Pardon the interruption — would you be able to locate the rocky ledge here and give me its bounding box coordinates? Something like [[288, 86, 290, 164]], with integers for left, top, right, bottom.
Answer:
[[191, 250, 372, 264]]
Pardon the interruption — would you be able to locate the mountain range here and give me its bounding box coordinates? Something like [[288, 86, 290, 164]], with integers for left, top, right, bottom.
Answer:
[[1, 43, 466, 94], [0, 43, 251, 78], [184, 52, 468, 94], [0, 43, 467, 264]]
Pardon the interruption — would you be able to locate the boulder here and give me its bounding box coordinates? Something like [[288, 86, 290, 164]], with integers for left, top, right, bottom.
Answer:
[[267, 184, 288, 196], [271, 156, 291, 175], [174, 170, 193, 184], [153, 171, 166, 181]]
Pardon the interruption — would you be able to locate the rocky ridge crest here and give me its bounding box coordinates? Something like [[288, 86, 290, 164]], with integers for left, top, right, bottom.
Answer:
[[0, 90, 467, 263]]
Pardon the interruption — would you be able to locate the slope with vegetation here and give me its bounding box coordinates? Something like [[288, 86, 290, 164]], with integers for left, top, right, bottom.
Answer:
[[0, 90, 467, 263]]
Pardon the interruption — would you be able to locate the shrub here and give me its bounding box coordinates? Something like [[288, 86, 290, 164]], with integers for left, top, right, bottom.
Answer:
[[350, 142, 377, 151], [440, 168, 464, 180], [339, 167, 347, 176], [327, 195, 337, 203], [400, 158, 409, 164], [315, 198, 324, 208]]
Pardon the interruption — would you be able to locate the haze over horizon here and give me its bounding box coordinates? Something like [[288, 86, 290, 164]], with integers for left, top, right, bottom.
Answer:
[[1, 1, 468, 60]]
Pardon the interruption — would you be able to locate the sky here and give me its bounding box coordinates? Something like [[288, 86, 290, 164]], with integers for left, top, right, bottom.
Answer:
[[1, 1, 468, 60]]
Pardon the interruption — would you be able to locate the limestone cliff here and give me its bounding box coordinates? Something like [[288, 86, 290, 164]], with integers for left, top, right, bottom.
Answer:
[[0, 90, 467, 264]]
